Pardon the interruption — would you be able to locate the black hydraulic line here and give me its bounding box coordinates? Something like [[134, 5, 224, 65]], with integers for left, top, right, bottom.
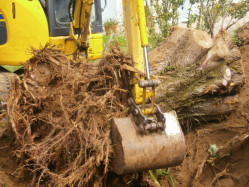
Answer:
[[68, 0, 73, 22], [78, 0, 83, 36]]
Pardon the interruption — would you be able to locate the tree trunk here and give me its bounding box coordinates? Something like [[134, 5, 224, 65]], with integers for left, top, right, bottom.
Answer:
[[150, 27, 213, 71], [149, 27, 245, 123]]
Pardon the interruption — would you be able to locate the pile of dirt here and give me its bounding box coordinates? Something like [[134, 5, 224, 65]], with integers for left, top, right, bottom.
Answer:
[[143, 44, 249, 187], [238, 21, 249, 45], [5, 44, 137, 186]]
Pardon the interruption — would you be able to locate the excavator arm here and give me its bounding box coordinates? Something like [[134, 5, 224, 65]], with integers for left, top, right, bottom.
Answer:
[[112, 0, 186, 174], [0, 0, 186, 175], [69, 0, 186, 175], [69, 0, 93, 54]]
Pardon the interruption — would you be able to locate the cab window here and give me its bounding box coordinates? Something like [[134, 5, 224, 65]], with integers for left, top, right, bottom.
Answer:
[[54, 0, 71, 27], [0, 12, 7, 45]]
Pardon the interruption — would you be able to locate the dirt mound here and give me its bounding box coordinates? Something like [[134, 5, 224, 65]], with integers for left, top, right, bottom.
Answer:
[[157, 45, 249, 187], [238, 21, 249, 45], [0, 126, 29, 187], [6, 45, 136, 186]]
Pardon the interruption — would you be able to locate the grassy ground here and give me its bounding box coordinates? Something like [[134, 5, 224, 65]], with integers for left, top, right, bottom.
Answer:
[[1, 65, 22, 72], [103, 34, 127, 53], [103, 32, 162, 53]]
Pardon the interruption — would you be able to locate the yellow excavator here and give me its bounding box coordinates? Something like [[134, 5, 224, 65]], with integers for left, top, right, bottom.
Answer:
[[0, 0, 185, 175]]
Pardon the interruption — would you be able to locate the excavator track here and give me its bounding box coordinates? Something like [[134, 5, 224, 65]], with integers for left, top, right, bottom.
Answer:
[[0, 72, 17, 109]]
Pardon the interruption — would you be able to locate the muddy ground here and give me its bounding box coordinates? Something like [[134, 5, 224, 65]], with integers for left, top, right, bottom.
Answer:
[[142, 45, 249, 187], [0, 45, 249, 186]]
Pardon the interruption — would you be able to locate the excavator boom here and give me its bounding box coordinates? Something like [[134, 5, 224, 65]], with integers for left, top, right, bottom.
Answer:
[[0, 0, 186, 175], [110, 0, 186, 174]]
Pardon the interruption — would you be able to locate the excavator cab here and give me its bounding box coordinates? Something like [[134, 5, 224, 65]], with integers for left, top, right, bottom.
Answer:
[[45, 0, 103, 60], [0, 0, 103, 67]]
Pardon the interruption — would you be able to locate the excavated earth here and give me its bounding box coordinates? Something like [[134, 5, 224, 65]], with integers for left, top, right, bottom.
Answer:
[[0, 44, 249, 186], [140, 45, 249, 187], [168, 45, 249, 187]]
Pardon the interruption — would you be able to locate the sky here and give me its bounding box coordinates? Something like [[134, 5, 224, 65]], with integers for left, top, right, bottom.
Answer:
[[178, 0, 193, 22], [101, 0, 193, 23], [178, 0, 240, 22], [101, 0, 240, 23]]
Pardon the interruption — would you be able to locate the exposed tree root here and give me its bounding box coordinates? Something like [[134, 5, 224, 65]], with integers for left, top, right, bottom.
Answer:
[[6, 44, 138, 186], [211, 164, 232, 186], [191, 131, 249, 186]]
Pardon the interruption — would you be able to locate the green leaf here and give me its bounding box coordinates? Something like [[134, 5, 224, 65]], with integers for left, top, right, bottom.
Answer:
[[149, 170, 161, 186], [157, 169, 164, 176], [208, 144, 218, 157]]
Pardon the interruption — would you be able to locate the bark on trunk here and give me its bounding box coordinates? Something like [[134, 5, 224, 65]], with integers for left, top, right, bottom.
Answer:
[[150, 27, 213, 73], [149, 27, 245, 123]]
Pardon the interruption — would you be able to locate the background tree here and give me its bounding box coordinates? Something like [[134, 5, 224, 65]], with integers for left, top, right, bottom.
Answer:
[[187, 0, 249, 37], [221, 0, 249, 30], [145, 0, 185, 38]]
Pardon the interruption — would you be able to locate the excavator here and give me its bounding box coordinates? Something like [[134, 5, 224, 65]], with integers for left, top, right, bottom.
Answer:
[[0, 0, 186, 175]]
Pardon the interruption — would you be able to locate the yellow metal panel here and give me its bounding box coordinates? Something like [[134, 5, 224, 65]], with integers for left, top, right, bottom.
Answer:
[[72, 0, 93, 48], [49, 36, 77, 56], [50, 33, 103, 61], [122, 0, 144, 104], [0, 0, 49, 66], [137, 0, 149, 47], [88, 33, 103, 60]]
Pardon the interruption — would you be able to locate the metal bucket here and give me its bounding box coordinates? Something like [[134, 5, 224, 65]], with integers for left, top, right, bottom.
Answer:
[[111, 111, 186, 175]]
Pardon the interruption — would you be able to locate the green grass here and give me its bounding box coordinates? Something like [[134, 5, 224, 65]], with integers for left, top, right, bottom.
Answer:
[[148, 34, 164, 51], [103, 33, 163, 54], [103, 34, 127, 53], [149, 169, 175, 187], [1, 65, 22, 72]]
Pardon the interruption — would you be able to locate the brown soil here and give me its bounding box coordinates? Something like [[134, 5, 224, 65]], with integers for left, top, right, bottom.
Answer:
[[0, 44, 135, 187], [0, 45, 249, 186], [238, 22, 249, 46], [0, 125, 30, 187], [143, 45, 249, 187]]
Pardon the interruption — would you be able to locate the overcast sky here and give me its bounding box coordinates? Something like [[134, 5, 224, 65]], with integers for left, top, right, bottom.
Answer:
[[178, 0, 193, 22], [178, 0, 240, 22]]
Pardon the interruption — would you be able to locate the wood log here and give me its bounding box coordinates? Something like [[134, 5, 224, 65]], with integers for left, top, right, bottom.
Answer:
[[213, 29, 234, 50], [150, 27, 213, 74], [199, 40, 229, 71], [149, 27, 245, 123]]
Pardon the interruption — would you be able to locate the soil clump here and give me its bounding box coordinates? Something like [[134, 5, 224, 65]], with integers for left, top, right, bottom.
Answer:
[[0, 35, 249, 187], [2, 44, 137, 186], [140, 42, 249, 187]]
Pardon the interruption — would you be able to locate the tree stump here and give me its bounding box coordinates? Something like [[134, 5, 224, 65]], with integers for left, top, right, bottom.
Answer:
[[149, 27, 245, 123]]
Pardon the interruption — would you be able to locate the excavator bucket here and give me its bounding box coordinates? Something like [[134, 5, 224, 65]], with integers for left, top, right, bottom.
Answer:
[[111, 111, 186, 175]]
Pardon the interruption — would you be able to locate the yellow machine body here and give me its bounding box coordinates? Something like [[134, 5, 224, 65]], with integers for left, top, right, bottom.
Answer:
[[49, 36, 77, 56], [88, 33, 103, 60], [48, 34, 103, 60], [123, 0, 144, 103], [0, 0, 103, 66], [0, 0, 49, 65], [111, 0, 186, 175]]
